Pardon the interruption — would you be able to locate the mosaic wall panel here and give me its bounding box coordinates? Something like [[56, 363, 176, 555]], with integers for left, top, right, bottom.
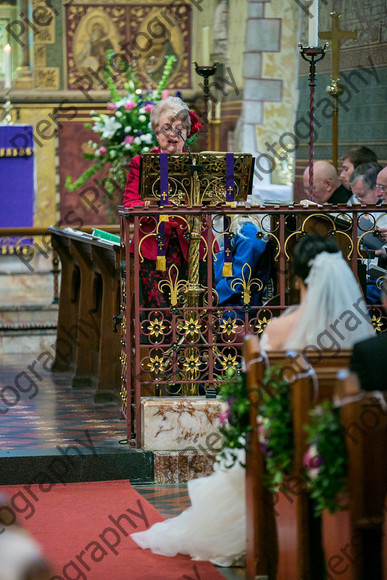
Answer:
[[65, 3, 192, 91]]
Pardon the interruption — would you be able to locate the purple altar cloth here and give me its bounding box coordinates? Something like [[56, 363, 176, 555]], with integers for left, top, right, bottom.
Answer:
[[0, 125, 34, 228]]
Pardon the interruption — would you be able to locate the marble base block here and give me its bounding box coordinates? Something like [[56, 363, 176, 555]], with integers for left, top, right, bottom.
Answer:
[[141, 396, 226, 452], [154, 451, 216, 483]]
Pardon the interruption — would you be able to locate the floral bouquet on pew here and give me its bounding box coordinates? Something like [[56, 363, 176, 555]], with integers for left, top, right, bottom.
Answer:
[[219, 363, 348, 515], [65, 54, 176, 219]]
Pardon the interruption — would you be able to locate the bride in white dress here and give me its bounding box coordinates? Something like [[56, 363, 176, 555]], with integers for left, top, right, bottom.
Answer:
[[130, 235, 375, 565]]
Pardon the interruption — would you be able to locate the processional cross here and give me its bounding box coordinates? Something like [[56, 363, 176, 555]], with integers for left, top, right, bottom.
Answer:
[[319, 12, 357, 170]]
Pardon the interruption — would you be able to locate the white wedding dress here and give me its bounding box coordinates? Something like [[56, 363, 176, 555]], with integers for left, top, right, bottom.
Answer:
[[131, 450, 246, 566]]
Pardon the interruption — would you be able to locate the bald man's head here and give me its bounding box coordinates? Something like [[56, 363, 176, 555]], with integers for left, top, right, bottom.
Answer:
[[303, 161, 341, 203]]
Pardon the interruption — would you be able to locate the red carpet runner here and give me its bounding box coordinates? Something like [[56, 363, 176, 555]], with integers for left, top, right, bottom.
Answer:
[[0, 480, 225, 580]]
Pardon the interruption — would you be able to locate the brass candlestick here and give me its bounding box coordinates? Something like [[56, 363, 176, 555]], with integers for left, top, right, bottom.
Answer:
[[193, 62, 218, 149], [298, 44, 328, 201]]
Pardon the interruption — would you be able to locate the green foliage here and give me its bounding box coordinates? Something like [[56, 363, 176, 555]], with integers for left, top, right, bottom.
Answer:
[[305, 400, 348, 516], [218, 367, 250, 468], [259, 366, 293, 491]]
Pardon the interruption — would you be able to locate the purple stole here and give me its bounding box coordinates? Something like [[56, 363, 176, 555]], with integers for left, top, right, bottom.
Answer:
[[222, 153, 235, 277], [156, 152, 169, 271]]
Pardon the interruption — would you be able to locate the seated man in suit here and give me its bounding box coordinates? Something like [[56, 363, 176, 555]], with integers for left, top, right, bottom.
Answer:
[[302, 160, 352, 204], [339, 145, 378, 190], [350, 276, 387, 391]]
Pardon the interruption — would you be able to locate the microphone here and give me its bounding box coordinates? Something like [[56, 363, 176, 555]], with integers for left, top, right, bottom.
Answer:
[[176, 129, 187, 148], [176, 129, 194, 171]]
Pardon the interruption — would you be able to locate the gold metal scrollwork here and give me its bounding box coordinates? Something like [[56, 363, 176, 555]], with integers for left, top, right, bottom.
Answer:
[[158, 264, 188, 307], [230, 263, 263, 306]]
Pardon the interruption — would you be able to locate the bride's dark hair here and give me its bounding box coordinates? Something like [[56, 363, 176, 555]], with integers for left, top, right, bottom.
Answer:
[[292, 234, 340, 282]]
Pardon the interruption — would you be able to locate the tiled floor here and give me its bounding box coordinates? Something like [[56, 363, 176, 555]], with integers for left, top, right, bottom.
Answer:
[[0, 353, 127, 451]]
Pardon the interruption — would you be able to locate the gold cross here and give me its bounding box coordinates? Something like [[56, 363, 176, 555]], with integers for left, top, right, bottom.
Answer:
[[161, 192, 167, 201], [225, 248, 231, 256], [227, 186, 233, 195], [319, 12, 357, 80]]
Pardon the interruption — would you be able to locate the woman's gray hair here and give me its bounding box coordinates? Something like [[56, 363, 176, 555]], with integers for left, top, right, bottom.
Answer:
[[150, 96, 191, 133]]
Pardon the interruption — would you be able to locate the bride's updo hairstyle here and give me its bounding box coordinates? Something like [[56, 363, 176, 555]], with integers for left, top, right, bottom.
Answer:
[[292, 235, 339, 284]]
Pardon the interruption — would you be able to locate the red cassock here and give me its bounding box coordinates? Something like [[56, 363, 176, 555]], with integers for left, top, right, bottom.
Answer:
[[122, 149, 209, 261]]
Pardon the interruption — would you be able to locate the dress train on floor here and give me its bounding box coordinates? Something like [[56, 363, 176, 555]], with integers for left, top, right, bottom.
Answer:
[[131, 453, 246, 567]]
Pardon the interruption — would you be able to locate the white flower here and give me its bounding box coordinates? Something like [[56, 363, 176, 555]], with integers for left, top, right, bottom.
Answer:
[[115, 111, 122, 118], [95, 150, 101, 157], [139, 107, 145, 114], [109, 150, 117, 159], [93, 114, 122, 139], [90, 110, 95, 115], [124, 143, 132, 150], [134, 137, 142, 145], [138, 115, 146, 122], [124, 126, 132, 133], [142, 147, 150, 153]]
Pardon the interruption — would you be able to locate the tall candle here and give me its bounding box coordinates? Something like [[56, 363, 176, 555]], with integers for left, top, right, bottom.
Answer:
[[202, 26, 210, 64], [4, 44, 11, 89], [308, 1, 319, 46], [215, 101, 221, 120]]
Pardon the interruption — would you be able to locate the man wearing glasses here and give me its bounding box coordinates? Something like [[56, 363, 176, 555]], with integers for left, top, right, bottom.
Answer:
[[349, 162, 382, 205]]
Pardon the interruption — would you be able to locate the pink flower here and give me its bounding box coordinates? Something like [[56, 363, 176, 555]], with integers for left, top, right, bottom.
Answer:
[[125, 101, 136, 110], [124, 136, 134, 145], [303, 443, 324, 479], [98, 146, 107, 155], [144, 104, 154, 113], [219, 411, 229, 425], [161, 90, 169, 100], [107, 103, 115, 110]]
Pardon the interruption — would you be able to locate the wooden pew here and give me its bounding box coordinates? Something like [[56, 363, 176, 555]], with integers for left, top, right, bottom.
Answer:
[[257, 346, 351, 403], [333, 370, 387, 580], [243, 335, 278, 579], [50, 227, 121, 401], [51, 232, 79, 373], [243, 338, 353, 579]]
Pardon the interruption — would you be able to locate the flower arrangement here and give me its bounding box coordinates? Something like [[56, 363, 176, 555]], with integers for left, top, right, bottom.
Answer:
[[304, 400, 347, 515], [218, 363, 348, 516], [65, 54, 177, 219]]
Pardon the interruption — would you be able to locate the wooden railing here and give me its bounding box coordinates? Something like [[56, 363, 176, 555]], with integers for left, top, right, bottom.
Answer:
[[0, 225, 120, 304]]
